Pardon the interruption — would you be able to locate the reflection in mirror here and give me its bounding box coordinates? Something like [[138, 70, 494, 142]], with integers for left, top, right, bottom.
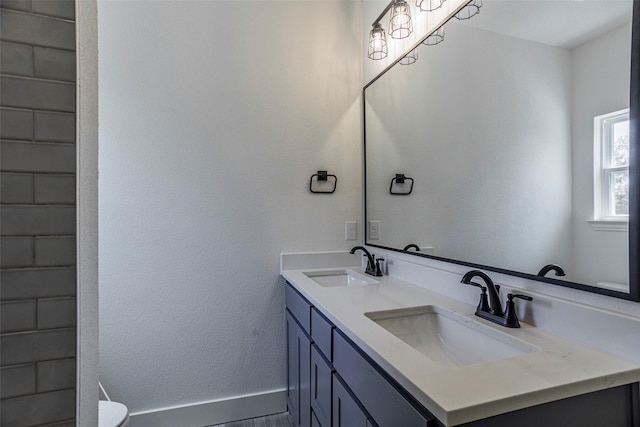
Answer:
[[365, 0, 635, 295]]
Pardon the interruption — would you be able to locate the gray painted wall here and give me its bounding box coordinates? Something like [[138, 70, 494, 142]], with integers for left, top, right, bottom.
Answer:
[[0, 0, 77, 425]]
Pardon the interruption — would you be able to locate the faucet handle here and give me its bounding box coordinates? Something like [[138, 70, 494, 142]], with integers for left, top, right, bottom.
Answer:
[[374, 258, 385, 276], [509, 294, 533, 302], [503, 293, 533, 328]]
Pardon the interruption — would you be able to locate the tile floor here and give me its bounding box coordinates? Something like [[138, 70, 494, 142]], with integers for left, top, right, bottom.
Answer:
[[211, 412, 292, 427]]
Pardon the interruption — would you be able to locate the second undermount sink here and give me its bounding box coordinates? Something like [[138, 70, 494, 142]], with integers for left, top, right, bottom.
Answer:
[[365, 305, 540, 367], [304, 269, 380, 287]]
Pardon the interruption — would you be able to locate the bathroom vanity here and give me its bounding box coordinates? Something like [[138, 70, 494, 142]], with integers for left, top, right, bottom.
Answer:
[[281, 253, 640, 427]]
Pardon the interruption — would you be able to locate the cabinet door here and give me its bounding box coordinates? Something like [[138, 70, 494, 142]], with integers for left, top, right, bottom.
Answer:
[[311, 411, 322, 427], [333, 374, 368, 427], [286, 310, 312, 427], [311, 344, 334, 427], [333, 331, 433, 427], [299, 323, 311, 427], [286, 311, 300, 424]]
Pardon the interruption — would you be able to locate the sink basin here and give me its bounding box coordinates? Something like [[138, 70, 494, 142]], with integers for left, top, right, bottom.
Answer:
[[365, 305, 539, 367], [304, 269, 379, 287]]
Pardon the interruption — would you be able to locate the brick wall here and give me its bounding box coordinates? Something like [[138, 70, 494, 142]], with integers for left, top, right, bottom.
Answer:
[[0, 0, 77, 425]]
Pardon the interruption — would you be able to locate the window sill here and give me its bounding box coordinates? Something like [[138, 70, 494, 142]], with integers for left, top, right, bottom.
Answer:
[[587, 220, 629, 232]]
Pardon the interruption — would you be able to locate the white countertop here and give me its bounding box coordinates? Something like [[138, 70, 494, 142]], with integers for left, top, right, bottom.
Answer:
[[281, 265, 640, 426]]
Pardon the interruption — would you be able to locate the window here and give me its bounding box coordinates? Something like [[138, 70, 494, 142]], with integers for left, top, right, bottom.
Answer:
[[594, 109, 630, 223]]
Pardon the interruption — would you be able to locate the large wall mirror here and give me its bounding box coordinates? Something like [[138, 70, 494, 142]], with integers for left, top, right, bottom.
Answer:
[[364, 0, 639, 301]]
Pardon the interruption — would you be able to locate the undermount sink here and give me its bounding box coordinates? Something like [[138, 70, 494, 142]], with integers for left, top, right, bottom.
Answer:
[[365, 305, 540, 367], [304, 269, 379, 287]]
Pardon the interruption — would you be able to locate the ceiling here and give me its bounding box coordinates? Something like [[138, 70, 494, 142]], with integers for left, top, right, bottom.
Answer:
[[456, 0, 633, 49]]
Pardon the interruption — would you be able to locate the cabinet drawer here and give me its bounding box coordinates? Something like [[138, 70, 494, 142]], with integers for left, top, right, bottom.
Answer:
[[311, 344, 334, 427], [333, 373, 369, 427], [333, 331, 434, 427], [286, 282, 312, 334], [311, 308, 334, 361]]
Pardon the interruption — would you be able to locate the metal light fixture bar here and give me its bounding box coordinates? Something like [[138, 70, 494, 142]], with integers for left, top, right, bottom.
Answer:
[[368, 0, 395, 60], [372, 0, 397, 28]]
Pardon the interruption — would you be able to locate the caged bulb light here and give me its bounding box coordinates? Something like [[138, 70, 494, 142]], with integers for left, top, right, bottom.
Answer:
[[389, 0, 413, 39], [399, 48, 418, 65], [422, 26, 444, 46], [455, 0, 482, 20], [368, 23, 388, 60], [416, 0, 446, 12]]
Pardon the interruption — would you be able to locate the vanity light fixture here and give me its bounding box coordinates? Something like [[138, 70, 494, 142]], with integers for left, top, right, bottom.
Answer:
[[399, 48, 418, 65], [455, 0, 482, 20], [422, 25, 445, 46], [367, 0, 463, 60], [389, 0, 413, 39], [368, 23, 389, 60], [416, 0, 446, 12], [368, 0, 413, 60]]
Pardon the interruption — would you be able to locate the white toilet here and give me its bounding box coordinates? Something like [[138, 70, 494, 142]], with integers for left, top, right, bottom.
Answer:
[[99, 400, 130, 427]]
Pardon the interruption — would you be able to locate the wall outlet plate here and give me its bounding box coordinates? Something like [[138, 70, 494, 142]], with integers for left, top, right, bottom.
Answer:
[[345, 221, 357, 241], [369, 221, 380, 240]]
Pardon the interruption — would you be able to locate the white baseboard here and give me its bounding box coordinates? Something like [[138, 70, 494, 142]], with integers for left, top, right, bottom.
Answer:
[[129, 389, 287, 427]]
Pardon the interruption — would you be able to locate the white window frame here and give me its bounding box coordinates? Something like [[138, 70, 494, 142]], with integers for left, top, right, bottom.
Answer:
[[592, 108, 630, 230]]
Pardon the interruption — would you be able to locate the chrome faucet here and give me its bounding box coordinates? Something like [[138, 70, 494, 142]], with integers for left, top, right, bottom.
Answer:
[[350, 246, 383, 277], [537, 264, 566, 277], [461, 270, 532, 328]]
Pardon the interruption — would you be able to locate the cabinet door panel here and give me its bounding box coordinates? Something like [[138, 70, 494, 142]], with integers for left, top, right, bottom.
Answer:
[[299, 319, 312, 427], [311, 344, 334, 427], [286, 310, 299, 424], [333, 374, 369, 427], [287, 309, 312, 427]]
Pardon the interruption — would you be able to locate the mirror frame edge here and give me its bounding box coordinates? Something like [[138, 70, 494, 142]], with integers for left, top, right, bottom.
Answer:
[[629, 0, 639, 302], [363, 2, 640, 302]]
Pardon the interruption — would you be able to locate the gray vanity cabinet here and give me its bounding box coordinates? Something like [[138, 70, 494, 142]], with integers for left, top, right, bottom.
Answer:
[[286, 282, 429, 427]]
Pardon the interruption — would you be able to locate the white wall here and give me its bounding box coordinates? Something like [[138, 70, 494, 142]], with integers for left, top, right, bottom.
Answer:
[[98, 0, 362, 416], [570, 22, 631, 287]]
